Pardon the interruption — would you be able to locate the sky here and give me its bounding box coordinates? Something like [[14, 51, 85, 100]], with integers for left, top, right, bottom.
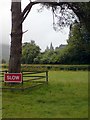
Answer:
[[0, 0, 70, 51]]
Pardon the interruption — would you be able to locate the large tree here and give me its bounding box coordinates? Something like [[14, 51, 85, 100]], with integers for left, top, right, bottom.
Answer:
[[9, 0, 37, 73], [9, 1, 22, 73], [58, 22, 90, 64], [9, 1, 90, 73]]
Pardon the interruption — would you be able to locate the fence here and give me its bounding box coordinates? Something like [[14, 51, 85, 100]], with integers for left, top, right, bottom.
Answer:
[[0, 70, 48, 90], [2, 64, 89, 71]]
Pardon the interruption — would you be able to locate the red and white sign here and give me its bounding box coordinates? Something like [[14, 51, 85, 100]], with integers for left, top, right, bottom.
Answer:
[[4, 73, 22, 83]]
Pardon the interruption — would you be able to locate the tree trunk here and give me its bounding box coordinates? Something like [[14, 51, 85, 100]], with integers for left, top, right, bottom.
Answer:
[[9, 1, 22, 73]]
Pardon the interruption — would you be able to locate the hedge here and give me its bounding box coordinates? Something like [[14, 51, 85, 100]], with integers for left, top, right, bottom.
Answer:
[[22, 64, 89, 71], [1, 64, 89, 71]]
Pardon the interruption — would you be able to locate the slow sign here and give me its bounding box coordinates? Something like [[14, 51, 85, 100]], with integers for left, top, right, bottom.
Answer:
[[4, 73, 22, 83]]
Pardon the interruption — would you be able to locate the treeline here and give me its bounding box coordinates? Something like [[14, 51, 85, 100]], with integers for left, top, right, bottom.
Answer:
[[21, 22, 90, 65], [21, 41, 67, 64]]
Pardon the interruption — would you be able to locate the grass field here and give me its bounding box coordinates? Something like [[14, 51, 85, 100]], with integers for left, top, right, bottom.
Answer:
[[2, 71, 88, 118]]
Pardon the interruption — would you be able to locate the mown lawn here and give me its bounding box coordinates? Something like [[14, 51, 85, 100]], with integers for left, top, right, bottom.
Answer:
[[2, 71, 88, 118]]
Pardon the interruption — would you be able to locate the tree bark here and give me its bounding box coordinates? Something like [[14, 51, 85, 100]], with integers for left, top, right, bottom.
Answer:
[[9, 1, 22, 73], [8, 1, 37, 73]]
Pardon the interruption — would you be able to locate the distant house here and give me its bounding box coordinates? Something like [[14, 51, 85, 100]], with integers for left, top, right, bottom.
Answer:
[[59, 44, 67, 49], [55, 44, 67, 50]]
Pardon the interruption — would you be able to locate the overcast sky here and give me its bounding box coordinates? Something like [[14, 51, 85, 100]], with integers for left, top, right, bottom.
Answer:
[[0, 0, 70, 51]]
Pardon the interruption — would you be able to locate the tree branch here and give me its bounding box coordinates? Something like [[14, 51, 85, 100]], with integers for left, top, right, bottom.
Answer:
[[21, 2, 39, 23], [21, 2, 65, 23], [21, 1, 86, 26], [67, 3, 84, 22]]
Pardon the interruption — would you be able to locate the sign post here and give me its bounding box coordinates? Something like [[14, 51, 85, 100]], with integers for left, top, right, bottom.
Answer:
[[4, 73, 22, 83]]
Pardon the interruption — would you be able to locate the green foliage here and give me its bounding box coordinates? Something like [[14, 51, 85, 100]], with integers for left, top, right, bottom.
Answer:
[[58, 23, 90, 64], [21, 22, 90, 65], [33, 22, 90, 65], [39, 51, 56, 64], [21, 41, 41, 64]]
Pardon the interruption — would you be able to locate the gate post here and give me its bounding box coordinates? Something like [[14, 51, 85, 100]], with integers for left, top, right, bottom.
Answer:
[[46, 71, 48, 84]]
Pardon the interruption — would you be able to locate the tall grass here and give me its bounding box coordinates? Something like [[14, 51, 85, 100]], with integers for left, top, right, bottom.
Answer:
[[2, 71, 88, 118]]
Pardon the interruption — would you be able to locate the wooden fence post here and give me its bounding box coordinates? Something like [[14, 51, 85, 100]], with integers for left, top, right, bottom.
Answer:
[[22, 72, 23, 86], [4, 70, 8, 86], [46, 71, 48, 83]]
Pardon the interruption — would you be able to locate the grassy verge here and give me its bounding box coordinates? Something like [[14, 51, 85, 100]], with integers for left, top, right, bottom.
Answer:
[[2, 71, 88, 118]]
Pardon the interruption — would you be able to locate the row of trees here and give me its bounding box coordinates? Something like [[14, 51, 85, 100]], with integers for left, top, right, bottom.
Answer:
[[21, 22, 90, 64]]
